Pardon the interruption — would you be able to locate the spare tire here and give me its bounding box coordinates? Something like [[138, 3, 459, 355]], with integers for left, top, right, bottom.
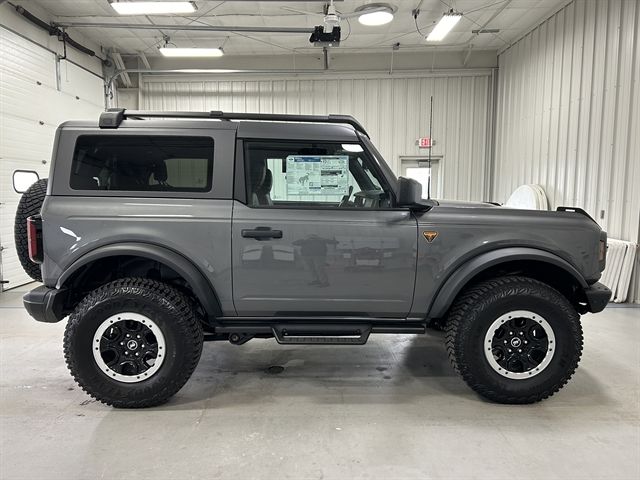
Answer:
[[14, 178, 48, 282]]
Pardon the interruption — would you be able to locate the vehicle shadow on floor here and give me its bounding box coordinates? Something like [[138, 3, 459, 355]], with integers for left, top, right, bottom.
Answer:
[[129, 332, 611, 411], [155, 333, 460, 409]]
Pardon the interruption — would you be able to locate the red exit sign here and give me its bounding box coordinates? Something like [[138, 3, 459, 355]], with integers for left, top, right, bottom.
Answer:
[[417, 137, 433, 148]]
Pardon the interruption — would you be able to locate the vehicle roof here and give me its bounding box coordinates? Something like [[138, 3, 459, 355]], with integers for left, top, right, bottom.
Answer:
[[59, 118, 360, 142]]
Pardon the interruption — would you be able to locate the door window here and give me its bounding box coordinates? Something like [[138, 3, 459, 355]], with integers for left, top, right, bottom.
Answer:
[[244, 141, 392, 209]]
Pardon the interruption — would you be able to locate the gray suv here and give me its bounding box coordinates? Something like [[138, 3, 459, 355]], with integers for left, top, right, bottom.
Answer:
[[17, 109, 611, 408]]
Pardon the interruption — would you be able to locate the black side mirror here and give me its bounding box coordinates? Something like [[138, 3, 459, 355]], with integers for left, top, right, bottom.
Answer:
[[397, 176, 435, 210], [397, 176, 426, 208]]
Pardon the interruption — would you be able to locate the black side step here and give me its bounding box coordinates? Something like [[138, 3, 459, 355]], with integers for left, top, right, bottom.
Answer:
[[272, 324, 371, 345]]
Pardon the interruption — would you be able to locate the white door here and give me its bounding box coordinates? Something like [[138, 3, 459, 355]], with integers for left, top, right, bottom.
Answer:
[[0, 27, 104, 290], [401, 157, 441, 199]]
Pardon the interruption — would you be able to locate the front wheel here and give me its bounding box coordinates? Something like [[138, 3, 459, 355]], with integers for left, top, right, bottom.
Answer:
[[64, 278, 203, 408], [445, 276, 583, 404]]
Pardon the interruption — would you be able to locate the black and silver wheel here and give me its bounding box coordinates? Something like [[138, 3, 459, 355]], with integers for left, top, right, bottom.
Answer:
[[92, 312, 166, 383], [446, 276, 583, 404], [64, 278, 203, 408], [484, 310, 555, 379]]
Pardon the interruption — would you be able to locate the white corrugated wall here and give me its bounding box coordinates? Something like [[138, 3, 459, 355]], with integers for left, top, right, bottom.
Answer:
[[494, 0, 640, 302], [0, 26, 104, 290], [140, 71, 494, 201]]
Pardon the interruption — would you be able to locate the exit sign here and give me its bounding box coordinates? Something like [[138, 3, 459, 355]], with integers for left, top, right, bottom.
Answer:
[[417, 137, 433, 148]]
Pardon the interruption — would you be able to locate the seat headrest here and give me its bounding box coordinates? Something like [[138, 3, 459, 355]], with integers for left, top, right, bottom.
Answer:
[[152, 159, 168, 183], [257, 169, 272, 194], [250, 159, 266, 188]]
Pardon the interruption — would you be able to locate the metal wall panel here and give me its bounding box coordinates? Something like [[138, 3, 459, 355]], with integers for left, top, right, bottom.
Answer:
[[140, 71, 493, 201], [494, 0, 640, 245], [0, 26, 104, 290]]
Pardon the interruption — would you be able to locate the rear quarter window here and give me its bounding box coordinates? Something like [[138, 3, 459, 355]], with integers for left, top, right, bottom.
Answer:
[[70, 135, 214, 192]]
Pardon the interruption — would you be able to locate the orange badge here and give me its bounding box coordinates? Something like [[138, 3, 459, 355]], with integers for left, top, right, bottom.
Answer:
[[423, 231, 438, 243]]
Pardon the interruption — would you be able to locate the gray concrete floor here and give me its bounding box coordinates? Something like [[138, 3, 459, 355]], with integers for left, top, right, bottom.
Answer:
[[1, 284, 639, 480]]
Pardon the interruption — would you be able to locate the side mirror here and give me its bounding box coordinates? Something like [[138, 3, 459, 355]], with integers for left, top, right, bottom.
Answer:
[[13, 170, 40, 194], [397, 176, 428, 208]]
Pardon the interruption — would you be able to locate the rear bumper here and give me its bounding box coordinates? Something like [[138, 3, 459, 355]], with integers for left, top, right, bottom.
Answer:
[[583, 282, 611, 313], [23, 285, 67, 323]]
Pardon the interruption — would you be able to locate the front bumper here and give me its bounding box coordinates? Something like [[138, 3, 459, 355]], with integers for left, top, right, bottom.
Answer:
[[23, 285, 67, 323], [583, 282, 611, 313]]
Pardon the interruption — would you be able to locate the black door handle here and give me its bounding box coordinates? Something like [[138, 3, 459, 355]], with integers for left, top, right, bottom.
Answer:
[[241, 227, 283, 240]]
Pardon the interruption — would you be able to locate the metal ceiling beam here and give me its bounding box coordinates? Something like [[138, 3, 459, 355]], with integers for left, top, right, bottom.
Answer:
[[111, 52, 132, 87], [138, 52, 151, 69], [54, 22, 314, 34], [105, 68, 327, 100]]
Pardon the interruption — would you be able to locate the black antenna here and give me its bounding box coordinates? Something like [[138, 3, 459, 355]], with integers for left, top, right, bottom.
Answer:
[[427, 95, 433, 199]]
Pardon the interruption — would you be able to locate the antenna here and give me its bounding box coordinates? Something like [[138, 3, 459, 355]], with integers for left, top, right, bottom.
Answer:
[[427, 95, 433, 199]]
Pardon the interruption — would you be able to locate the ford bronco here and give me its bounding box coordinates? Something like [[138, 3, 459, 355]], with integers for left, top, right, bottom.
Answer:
[[16, 109, 611, 407]]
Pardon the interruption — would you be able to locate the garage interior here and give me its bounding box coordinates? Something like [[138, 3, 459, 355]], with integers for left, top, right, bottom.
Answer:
[[0, 0, 639, 479]]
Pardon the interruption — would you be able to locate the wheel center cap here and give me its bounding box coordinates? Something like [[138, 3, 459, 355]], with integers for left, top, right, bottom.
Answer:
[[510, 337, 522, 348], [126, 339, 139, 350]]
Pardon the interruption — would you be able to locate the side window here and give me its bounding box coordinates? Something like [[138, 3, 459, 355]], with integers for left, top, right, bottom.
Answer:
[[244, 140, 391, 209], [70, 135, 214, 192]]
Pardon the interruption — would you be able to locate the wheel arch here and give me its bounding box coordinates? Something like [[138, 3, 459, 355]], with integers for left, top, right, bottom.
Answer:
[[57, 242, 223, 320], [427, 247, 589, 319]]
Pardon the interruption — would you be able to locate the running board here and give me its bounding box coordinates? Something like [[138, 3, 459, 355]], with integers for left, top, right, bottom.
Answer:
[[210, 322, 427, 345], [272, 324, 371, 345]]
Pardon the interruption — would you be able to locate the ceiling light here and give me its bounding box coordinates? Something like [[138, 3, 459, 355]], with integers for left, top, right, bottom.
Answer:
[[111, 1, 197, 15], [159, 47, 224, 57], [427, 10, 462, 41], [356, 4, 395, 26]]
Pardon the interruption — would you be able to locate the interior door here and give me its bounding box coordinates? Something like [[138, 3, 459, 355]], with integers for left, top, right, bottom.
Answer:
[[232, 140, 418, 318]]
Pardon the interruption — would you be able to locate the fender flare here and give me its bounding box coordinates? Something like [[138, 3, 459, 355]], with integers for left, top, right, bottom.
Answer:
[[427, 247, 588, 319], [57, 242, 222, 317]]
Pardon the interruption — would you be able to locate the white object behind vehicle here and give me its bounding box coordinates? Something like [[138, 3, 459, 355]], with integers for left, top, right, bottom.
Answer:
[[601, 239, 637, 303], [506, 184, 549, 210]]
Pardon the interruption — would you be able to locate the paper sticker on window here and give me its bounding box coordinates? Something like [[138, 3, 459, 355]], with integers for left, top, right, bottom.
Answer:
[[286, 156, 349, 195]]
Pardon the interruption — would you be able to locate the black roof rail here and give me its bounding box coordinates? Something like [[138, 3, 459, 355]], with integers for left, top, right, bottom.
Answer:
[[98, 109, 369, 137]]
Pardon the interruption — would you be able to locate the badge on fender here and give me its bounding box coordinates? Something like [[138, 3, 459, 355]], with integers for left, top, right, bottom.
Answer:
[[423, 231, 438, 243]]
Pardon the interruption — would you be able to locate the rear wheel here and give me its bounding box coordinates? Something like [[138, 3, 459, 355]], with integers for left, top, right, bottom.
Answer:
[[445, 276, 582, 404], [64, 278, 203, 408]]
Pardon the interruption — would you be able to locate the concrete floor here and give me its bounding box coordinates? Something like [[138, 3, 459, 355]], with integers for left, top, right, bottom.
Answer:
[[1, 284, 639, 480]]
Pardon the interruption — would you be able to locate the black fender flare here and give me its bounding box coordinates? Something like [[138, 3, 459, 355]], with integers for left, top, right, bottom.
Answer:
[[427, 247, 588, 319], [57, 242, 222, 318]]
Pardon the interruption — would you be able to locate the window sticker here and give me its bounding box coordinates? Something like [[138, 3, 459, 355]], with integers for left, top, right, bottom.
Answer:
[[285, 155, 349, 195]]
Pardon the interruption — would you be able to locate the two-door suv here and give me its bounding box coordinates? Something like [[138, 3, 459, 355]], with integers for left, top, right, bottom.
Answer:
[[17, 109, 611, 407]]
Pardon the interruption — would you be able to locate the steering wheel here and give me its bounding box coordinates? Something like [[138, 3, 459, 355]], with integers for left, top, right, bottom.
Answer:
[[338, 185, 354, 208]]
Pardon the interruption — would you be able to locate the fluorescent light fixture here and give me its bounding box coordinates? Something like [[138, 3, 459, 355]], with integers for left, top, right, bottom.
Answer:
[[427, 11, 462, 41], [111, 1, 197, 15], [159, 47, 224, 57], [342, 144, 364, 152], [356, 3, 395, 26]]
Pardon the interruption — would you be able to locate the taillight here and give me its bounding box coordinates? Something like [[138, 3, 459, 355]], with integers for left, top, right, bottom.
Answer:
[[27, 215, 43, 264], [598, 231, 607, 272]]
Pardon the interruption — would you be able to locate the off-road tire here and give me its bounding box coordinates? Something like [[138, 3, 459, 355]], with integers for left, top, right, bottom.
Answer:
[[445, 276, 583, 404], [64, 278, 203, 408], [14, 178, 48, 282]]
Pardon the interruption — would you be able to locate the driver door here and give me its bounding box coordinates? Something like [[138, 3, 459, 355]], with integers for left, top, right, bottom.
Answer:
[[231, 139, 417, 318]]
